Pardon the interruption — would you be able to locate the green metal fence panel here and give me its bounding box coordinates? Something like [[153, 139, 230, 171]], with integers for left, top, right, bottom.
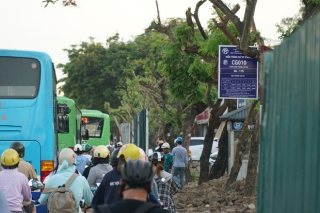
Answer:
[[257, 14, 320, 212], [132, 109, 148, 152], [139, 109, 147, 151]]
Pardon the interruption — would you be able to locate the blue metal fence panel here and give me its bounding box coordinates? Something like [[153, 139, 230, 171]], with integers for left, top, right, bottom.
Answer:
[[257, 14, 320, 212]]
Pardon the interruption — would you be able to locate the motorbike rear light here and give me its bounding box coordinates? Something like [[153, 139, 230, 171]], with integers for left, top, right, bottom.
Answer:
[[41, 161, 54, 182]]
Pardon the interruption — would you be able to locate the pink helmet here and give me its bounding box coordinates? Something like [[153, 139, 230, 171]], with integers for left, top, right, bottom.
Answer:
[[138, 148, 147, 162], [90, 146, 96, 156]]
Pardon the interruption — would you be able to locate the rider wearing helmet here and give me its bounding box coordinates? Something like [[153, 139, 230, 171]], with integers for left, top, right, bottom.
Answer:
[[82, 142, 93, 163], [39, 148, 93, 211], [116, 141, 123, 148], [139, 148, 160, 205], [151, 152, 180, 213], [97, 160, 168, 213], [110, 148, 120, 168], [155, 140, 164, 153], [162, 142, 173, 173], [87, 145, 112, 187], [74, 144, 90, 175], [7, 141, 37, 180], [92, 144, 143, 211], [0, 149, 32, 212], [106, 144, 114, 154]]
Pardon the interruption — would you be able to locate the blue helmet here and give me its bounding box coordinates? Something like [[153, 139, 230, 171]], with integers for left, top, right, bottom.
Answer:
[[176, 137, 183, 143]]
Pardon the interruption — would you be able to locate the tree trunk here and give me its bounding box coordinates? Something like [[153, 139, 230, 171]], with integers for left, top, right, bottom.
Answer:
[[181, 107, 198, 184], [244, 111, 260, 197], [208, 124, 228, 179], [225, 100, 258, 192], [198, 99, 228, 185]]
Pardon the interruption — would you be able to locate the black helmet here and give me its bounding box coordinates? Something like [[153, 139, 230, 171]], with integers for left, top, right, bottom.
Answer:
[[150, 152, 163, 163], [10, 141, 25, 158], [110, 148, 120, 166], [121, 160, 154, 191]]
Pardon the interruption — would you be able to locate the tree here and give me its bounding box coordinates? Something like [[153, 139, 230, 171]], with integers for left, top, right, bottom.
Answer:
[[42, 0, 76, 7], [210, 0, 320, 193]]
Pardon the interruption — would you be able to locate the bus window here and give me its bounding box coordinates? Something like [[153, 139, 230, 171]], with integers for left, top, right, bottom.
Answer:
[[0, 57, 40, 98], [82, 117, 104, 138], [58, 115, 69, 133]]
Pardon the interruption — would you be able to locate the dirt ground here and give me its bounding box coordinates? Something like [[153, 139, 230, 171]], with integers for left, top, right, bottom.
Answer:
[[173, 164, 256, 213]]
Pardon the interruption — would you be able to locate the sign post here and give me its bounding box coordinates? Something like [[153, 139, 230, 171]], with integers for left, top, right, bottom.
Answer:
[[219, 45, 258, 99]]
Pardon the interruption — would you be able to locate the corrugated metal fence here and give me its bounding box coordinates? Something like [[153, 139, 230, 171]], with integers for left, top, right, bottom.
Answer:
[[132, 109, 149, 152], [257, 14, 320, 212]]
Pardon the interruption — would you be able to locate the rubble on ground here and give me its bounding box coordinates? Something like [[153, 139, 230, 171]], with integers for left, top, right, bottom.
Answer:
[[173, 166, 256, 213]]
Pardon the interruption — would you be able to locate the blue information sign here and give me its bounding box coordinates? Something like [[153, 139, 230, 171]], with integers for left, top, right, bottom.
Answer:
[[218, 45, 258, 99]]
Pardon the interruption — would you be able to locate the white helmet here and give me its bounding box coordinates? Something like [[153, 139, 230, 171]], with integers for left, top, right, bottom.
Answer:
[[116, 141, 123, 147], [59, 148, 76, 166], [162, 142, 170, 149], [74, 144, 82, 152]]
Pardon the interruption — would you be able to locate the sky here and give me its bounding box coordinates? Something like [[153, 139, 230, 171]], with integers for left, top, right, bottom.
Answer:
[[0, 0, 301, 81]]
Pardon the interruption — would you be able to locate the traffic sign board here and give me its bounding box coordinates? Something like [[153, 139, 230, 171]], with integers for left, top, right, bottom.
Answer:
[[219, 45, 258, 99]]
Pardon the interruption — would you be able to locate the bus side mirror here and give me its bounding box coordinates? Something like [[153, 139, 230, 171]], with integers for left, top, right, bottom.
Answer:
[[65, 107, 71, 114], [82, 129, 89, 140]]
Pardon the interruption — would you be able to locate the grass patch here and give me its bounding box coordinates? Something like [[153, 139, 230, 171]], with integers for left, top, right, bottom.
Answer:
[[191, 170, 199, 181]]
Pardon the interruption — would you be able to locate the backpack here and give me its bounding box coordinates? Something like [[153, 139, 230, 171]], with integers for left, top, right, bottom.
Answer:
[[43, 173, 79, 213]]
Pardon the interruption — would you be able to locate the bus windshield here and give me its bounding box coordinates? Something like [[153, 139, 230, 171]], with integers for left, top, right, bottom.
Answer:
[[82, 117, 104, 138], [0, 57, 40, 98]]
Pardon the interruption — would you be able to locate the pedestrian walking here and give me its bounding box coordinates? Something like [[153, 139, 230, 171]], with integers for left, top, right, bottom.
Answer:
[[172, 137, 188, 190]]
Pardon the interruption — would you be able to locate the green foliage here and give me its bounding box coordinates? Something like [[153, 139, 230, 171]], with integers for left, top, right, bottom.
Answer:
[[191, 170, 199, 180], [308, 0, 320, 4], [59, 34, 144, 112], [199, 28, 230, 58], [276, 16, 300, 40], [173, 24, 192, 42]]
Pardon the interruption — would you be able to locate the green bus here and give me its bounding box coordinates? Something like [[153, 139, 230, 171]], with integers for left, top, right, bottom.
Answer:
[[81, 109, 111, 146], [57, 96, 82, 150]]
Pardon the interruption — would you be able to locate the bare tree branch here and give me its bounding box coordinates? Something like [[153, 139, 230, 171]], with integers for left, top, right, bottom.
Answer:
[[145, 23, 177, 43], [119, 114, 130, 124], [186, 8, 195, 41], [251, 19, 264, 46], [112, 115, 121, 132], [303, 4, 320, 23], [181, 103, 194, 114], [206, 82, 214, 107], [156, 0, 161, 24], [213, 4, 240, 45], [210, 0, 244, 33], [240, 0, 258, 51], [193, 0, 208, 40]]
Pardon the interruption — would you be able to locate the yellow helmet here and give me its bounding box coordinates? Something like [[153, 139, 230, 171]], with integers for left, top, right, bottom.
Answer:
[[94, 145, 110, 158], [117, 144, 142, 161], [1, 149, 20, 167]]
